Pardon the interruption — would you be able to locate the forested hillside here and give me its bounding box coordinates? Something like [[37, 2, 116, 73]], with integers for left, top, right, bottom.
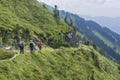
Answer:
[[58, 9, 120, 63]]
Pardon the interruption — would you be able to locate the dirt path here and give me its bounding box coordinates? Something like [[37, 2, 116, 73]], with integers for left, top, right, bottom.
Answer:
[[9, 53, 20, 60], [0, 53, 20, 61]]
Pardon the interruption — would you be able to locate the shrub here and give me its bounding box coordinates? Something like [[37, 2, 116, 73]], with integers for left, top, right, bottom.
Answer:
[[0, 49, 15, 60]]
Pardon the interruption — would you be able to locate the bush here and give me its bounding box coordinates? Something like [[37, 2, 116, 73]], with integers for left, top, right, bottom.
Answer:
[[118, 65, 120, 70], [0, 49, 15, 60], [84, 40, 90, 45]]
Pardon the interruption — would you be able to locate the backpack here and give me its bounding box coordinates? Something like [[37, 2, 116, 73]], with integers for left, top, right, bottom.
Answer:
[[38, 41, 43, 47], [19, 43, 24, 49], [30, 42, 34, 48]]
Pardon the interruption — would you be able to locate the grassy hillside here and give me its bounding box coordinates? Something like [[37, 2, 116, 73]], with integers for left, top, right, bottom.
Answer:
[[0, 0, 120, 80], [0, 0, 72, 48], [0, 44, 120, 80]]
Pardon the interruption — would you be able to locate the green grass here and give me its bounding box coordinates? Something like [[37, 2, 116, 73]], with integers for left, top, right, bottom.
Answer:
[[0, 0, 71, 48], [0, 49, 16, 60], [0, 45, 120, 80]]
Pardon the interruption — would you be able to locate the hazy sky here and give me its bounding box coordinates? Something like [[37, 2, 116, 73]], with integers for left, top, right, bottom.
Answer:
[[38, 0, 120, 17]]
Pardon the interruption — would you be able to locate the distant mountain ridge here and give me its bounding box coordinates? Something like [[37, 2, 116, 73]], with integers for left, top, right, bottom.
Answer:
[[81, 15, 120, 34]]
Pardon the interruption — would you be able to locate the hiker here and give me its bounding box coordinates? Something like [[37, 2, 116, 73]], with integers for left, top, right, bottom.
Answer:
[[29, 40, 34, 54], [18, 41, 24, 54], [37, 40, 43, 52], [0, 42, 2, 48]]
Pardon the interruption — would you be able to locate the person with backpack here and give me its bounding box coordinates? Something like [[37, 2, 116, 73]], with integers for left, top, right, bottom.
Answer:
[[37, 40, 43, 52], [29, 40, 34, 54], [18, 41, 24, 54]]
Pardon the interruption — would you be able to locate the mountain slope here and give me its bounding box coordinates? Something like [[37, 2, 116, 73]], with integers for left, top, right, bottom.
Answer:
[[0, 0, 120, 80], [0, 45, 120, 80], [57, 10, 120, 63], [0, 0, 73, 48], [43, 4, 120, 63]]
